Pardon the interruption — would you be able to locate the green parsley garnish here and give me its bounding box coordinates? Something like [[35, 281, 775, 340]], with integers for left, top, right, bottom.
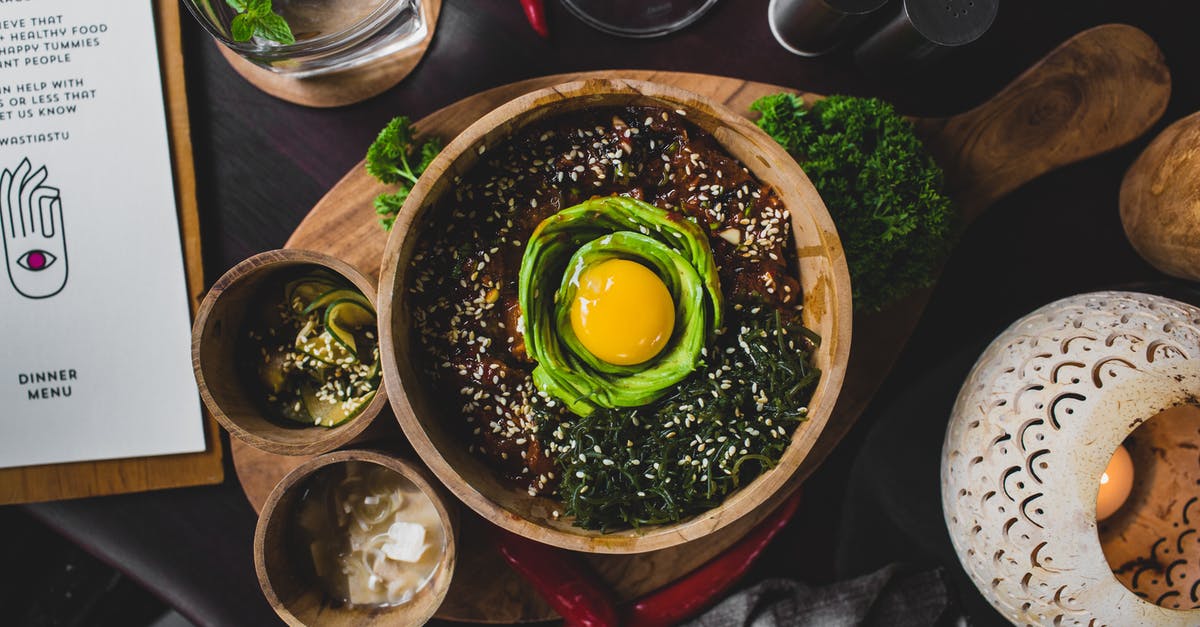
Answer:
[[751, 93, 956, 312], [226, 0, 295, 45], [365, 116, 444, 230]]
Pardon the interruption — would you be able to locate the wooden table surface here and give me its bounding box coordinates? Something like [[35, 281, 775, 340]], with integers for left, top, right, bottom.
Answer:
[[19, 1, 1200, 625]]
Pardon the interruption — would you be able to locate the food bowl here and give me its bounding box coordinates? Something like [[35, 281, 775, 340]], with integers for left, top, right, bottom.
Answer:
[[378, 78, 852, 553], [254, 450, 458, 626], [193, 249, 389, 456]]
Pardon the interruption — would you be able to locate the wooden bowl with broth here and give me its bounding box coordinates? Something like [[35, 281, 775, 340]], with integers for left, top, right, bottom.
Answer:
[[192, 249, 389, 456], [378, 79, 852, 553], [254, 450, 458, 626]]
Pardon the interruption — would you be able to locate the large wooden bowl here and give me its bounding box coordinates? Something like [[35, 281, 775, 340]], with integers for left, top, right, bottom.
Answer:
[[377, 78, 852, 553]]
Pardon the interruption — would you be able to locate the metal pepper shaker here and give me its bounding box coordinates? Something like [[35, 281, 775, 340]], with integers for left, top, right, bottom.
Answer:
[[854, 0, 998, 73], [768, 0, 892, 57]]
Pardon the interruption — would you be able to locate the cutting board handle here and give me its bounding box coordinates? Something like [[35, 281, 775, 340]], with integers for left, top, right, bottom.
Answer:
[[914, 24, 1170, 224]]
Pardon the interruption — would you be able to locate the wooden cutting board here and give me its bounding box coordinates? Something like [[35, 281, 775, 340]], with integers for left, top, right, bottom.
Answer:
[[230, 24, 1169, 622]]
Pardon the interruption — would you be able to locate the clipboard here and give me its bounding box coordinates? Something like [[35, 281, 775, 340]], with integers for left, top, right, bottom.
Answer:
[[0, 0, 223, 504]]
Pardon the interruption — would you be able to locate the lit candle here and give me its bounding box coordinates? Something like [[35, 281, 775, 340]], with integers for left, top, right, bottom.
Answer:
[[1096, 444, 1134, 521]]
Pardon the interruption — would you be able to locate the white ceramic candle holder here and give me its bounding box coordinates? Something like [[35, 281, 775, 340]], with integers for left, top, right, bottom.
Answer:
[[942, 291, 1200, 625]]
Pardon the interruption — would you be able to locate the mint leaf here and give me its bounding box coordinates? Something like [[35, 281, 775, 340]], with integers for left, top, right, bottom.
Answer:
[[256, 13, 295, 45], [230, 13, 255, 41], [247, 0, 272, 16], [225, 0, 295, 45]]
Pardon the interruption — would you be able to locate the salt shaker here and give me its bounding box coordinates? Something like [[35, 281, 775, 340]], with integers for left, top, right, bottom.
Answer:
[[768, 0, 892, 57], [855, 0, 998, 73]]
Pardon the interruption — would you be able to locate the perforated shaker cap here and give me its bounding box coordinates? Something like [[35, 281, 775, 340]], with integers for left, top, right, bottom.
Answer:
[[905, 0, 999, 47]]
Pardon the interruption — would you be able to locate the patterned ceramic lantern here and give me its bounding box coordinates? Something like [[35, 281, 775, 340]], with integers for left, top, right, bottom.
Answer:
[[942, 291, 1200, 626]]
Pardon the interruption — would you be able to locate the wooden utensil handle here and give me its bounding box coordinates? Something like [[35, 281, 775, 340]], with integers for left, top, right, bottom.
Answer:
[[914, 24, 1170, 224]]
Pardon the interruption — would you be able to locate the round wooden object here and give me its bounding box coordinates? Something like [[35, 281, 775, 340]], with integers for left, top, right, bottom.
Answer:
[[192, 249, 389, 456], [942, 291, 1200, 625], [255, 450, 457, 626], [1120, 111, 1200, 282], [217, 0, 441, 108], [377, 78, 853, 554], [916, 23, 1169, 223], [243, 72, 840, 623], [232, 437, 776, 623], [230, 26, 1175, 616]]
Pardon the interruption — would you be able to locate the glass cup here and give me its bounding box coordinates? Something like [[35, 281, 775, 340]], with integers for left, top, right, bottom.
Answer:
[[560, 0, 720, 38], [183, 0, 427, 77]]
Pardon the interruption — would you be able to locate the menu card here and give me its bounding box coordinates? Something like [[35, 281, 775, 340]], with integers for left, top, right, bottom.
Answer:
[[0, 0, 204, 468]]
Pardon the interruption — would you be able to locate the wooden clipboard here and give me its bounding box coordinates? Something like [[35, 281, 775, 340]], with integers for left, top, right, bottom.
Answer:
[[0, 0, 224, 504]]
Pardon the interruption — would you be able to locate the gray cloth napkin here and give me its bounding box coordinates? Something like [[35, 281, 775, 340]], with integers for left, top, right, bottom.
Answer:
[[687, 564, 954, 627]]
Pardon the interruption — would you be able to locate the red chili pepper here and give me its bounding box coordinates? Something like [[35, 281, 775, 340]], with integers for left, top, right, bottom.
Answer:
[[625, 490, 804, 627], [492, 527, 620, 627], [492, 489, 803, 627], [520, 0, 549, 38]]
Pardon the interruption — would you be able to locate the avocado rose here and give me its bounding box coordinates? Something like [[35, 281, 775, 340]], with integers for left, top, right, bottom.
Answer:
[[518, 196, 723, 416]]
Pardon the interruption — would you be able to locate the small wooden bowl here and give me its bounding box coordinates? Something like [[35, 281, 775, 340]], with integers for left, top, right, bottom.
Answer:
[[192, 249, 389, 456], [254, 450, 458, 626], [378, 78, 853, 553]]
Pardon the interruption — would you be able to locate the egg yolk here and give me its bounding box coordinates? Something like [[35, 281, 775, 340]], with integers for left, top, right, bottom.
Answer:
[[570, 259, 675, 366]]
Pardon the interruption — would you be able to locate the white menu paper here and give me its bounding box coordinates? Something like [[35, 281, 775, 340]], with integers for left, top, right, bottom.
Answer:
[[0, 0, 205, 468]]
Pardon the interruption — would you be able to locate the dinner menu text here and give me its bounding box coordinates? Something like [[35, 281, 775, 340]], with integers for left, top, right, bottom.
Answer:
[[0, 0, 205, 468]]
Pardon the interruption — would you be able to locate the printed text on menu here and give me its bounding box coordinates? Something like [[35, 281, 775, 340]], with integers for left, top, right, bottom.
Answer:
[[0, 0, 205, 469], [0, 9, 106, 146]]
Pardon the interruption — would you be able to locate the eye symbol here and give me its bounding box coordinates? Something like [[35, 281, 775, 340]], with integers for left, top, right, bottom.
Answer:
[[17, 249, 56, 271]]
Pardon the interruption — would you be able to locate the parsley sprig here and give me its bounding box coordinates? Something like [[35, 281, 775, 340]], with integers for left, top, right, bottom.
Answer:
[[226, 0, 296, 45], [365, 116, 444, 230], [751, 93, 956, 312]]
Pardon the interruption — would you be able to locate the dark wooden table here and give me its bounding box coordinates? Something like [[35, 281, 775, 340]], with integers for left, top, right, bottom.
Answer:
[[21, 1, 1200, 625]]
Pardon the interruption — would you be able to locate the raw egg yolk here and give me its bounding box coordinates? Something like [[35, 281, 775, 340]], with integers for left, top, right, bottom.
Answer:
[[570, 259, 675, 366]]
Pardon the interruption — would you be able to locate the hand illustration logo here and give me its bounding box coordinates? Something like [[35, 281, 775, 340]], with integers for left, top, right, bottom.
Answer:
[[0, 159, 68, 299]]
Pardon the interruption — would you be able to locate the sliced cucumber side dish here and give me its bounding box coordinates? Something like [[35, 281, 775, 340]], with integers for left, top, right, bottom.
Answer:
[[246, 268, 382, 429]]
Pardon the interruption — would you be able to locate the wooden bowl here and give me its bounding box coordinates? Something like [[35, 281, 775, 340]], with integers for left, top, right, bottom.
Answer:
[[378, 78, 852, 553], [192, 249, 389, 456], [254, 449, 458, 626]]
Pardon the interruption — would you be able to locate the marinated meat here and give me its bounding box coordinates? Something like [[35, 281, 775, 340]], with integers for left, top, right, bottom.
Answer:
[[409, 106, 797, 491]]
